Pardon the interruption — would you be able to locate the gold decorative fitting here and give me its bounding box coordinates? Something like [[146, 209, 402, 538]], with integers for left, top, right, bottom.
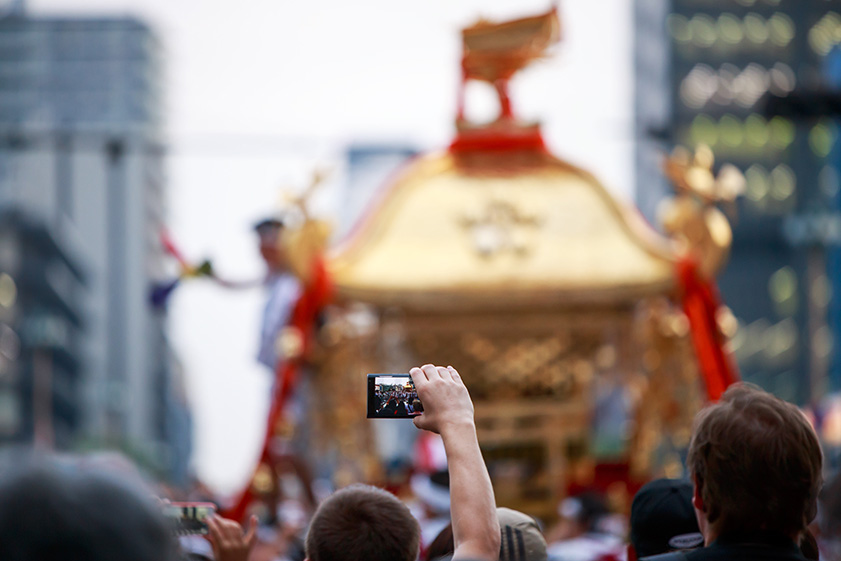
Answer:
[[275, 326, 304, 360], [460, 198, 541, 258], [663, 144, 745, 205], [660, 144, 743, 278], [277, 169, 333, 284], [252, 464, 275, 494]]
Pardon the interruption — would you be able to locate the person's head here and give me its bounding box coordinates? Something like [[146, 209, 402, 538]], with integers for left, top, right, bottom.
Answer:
[[497, 508, 547, 561], [628, 478, 703, 561], [305, 484, 419, 561], [0, 459, 176, 561], [254, 217, 287, 271], [686, 383, 822, 540], [424, 508, 546, 561], [555, 491, 609, 539]]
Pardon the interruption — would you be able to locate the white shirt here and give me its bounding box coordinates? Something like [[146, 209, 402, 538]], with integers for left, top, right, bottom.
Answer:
[[257, 272, 301, 370], [547, 534, 625, 561]]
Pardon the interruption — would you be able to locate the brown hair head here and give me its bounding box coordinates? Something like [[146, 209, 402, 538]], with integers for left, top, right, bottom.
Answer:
[[686, 383, 822, 537], [305, 484, 420, 561]]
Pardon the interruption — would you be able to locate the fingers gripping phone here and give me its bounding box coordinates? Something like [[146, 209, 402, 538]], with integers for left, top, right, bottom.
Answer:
[[163, 502, 216, 535], [367, 373, 424, 419]]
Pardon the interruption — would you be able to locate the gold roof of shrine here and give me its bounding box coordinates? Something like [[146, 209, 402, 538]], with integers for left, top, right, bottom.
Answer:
[[328, 148, 679, 311]]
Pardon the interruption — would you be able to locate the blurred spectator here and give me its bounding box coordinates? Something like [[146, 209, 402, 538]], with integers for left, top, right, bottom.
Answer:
[[425, 507, 547, 561], [0, 457, 177, 561], [627, 478, 702, 560], [254, 216, 300, 372], [547, 492, 609, 543], [250, 519, 306, 561], [546, 492, 622, 561], [180, 535, 215, 561], [253, 215, 317, 513], [497, 507, 548, 561]]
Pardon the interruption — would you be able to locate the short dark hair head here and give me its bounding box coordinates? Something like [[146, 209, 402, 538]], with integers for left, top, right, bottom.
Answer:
[[686, 383, 822, 537], [306, 484, 419, 561], [254, 217, 284, 239], [0, 460, 176, 561]]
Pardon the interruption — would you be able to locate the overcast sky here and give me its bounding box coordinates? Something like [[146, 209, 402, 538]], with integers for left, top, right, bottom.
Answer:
[[26, 0, 634, 494]]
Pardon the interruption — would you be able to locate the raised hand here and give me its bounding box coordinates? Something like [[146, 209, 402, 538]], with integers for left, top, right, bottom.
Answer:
[[410, 364, 474, 435], [206, 514, 257, 561]]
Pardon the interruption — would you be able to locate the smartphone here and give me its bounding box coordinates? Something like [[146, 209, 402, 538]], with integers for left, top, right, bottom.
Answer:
[[163, 502, 216, 535], [367, 373, 424, 419]]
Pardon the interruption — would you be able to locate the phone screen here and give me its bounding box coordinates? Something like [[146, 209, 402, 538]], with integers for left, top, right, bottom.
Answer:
[[367, 373, 423, 419], [163, 502, 216, 535]]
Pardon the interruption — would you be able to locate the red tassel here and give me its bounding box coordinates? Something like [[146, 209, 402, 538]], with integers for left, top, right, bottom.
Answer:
[[677, 259, 739, 402], [221, 257, 332, 522]]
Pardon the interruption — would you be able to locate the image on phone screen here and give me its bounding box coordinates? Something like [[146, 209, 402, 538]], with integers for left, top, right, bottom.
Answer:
[[367, 374, 423, 419], [162, 502, 216, 535]]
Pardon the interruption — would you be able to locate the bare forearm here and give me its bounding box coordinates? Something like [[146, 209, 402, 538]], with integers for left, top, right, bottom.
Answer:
[[408, 364, 499, 560], [443, 422, 500, 561]]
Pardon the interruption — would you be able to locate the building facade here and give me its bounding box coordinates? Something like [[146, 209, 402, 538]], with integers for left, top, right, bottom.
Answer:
[[338, 143, 418, 241], [0, 13, 190, 482], [635, 1, 841, 404], [0, 209, 85, 449]]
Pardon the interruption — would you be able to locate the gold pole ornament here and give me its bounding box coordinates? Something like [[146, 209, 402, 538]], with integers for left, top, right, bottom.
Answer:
[[660, 144, 745, 280], [276, 169, 333, 285]]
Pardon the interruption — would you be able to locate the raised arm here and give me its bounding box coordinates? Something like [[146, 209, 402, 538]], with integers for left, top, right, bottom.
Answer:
[[410, 364, 500, 561]]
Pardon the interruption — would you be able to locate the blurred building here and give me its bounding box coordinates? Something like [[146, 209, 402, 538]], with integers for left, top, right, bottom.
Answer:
[[634, 1, 840, 403], [338, 143, 417, 239], [825, 45, 841, 414], [0, 209, 85, 449], [0, 11, 191, 482]]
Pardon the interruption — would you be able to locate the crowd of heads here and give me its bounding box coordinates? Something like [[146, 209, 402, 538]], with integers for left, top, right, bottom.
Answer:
[[1, 380, 839, 561], [375, 383, 423, 417]]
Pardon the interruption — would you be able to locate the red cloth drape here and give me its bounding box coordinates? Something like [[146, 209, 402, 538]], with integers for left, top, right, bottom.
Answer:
[[677, 258, 739, 402], [221, 258, 332, 522]]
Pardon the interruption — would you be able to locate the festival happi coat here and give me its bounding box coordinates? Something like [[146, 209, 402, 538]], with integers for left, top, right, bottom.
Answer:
[[163, 6, 743, 521]]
